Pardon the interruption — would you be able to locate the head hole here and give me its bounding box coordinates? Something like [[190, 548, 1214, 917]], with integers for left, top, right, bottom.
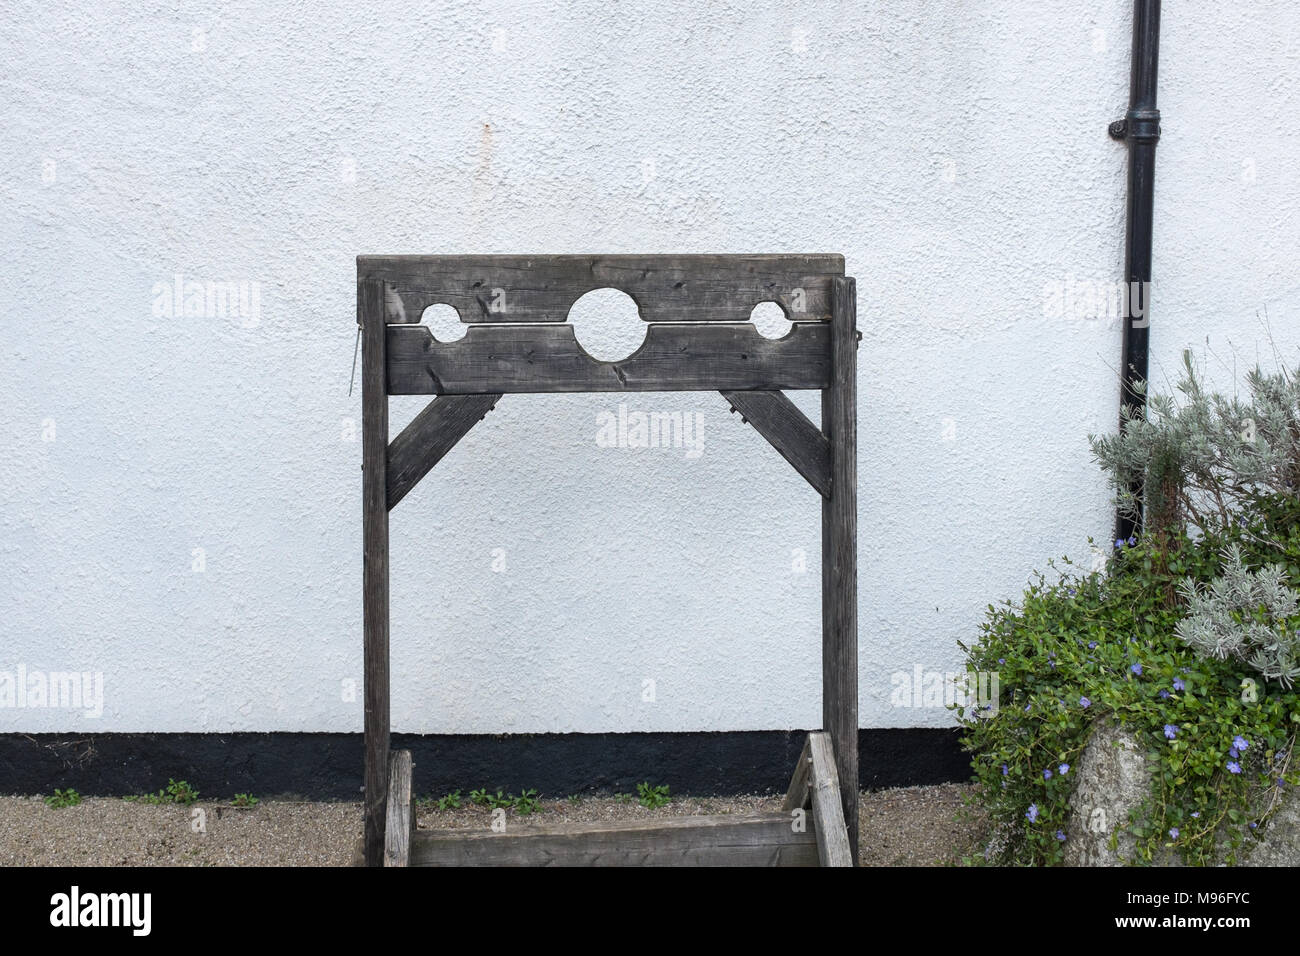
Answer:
[[567, 288, 646, 362]]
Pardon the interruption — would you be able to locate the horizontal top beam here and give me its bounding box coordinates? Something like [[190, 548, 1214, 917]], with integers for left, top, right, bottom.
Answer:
[[358, 254, 845, 325], [386, 322, 832, 394]]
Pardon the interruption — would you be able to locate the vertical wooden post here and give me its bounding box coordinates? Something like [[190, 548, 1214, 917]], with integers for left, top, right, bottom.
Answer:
[[359, 276, 390, 867], [822, 276, 858, 864]]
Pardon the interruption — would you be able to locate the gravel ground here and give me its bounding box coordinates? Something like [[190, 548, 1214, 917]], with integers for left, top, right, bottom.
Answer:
[[0, 784, 983, 867], [858, 783, 984, 866]]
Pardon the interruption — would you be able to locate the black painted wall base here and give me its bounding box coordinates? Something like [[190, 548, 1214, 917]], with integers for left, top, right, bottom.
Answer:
[[0, 729, 970, 799]]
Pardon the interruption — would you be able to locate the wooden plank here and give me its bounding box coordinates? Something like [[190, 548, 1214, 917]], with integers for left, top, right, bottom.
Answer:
[[359, 275, 391, 868], [782, 735, 813, 811], [359, 254, 844, 325], [409, 814, 818, 867], [386, 322, 831, 394], [386, 394, 501, 509], [721, 390, 831, 497], [808, 731, 853, 867], [383, 750, 414, 867], [821, 276, 859, 865]]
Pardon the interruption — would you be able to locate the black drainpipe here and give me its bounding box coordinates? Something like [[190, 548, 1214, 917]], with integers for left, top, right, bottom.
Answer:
[[1108, 0, 1162, 542]]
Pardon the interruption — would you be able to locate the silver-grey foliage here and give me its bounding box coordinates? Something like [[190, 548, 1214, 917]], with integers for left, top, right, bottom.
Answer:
[[1176, 544, 1300, 687], [1089, 351, 1300, 535]]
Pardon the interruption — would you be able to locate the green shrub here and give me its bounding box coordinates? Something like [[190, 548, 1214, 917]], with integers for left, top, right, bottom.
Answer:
[[960, 523, 1300, 865], [962, 353, 1300, 865]]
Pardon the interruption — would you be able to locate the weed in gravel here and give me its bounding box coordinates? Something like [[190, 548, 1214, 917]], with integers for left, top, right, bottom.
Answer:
[[637, 782, 671, 809], [126, 779, 200, 806], [44, 789, 81, 809]]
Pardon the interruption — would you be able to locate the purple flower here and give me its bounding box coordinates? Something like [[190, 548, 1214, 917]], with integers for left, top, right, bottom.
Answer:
[[1191, 811, 1200, 819], [1229, 748, 1239, 760], [1088, 641, 1097, 650], [1043, 769, 1053, 780], [1055, 830, 1066, 842], [1164, 724, 1178, 739], [1168, 827, 1179, 839], [1234, 735, 1249, 751], [1079, 697, 1091, 708], [1173, 677, 1185, 691], [1059, 763, 1069, 775], [1115, 538, 1125, 549], [1127, 535, 1137, 546], [1026, 804, 1039, 823], [1159, 689, 1170, 699], [1130, 663, 1143, 676], [1227, 762, 1242, 774], [1249, 822, 1258, 830], [997, 658, 1005, 665], [1001, 763, 1008, 776]]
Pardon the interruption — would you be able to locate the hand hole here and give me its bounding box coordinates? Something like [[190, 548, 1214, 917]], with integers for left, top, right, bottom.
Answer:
[[749, 301, 792, 340], [420, 303, 467, 343]]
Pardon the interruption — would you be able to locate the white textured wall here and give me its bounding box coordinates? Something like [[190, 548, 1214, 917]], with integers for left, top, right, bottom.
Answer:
[[2, 1, 1297, 733]]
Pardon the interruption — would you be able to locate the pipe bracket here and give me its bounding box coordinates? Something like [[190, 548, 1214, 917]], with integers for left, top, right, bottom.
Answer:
[[1109, 109, 1161, 144]]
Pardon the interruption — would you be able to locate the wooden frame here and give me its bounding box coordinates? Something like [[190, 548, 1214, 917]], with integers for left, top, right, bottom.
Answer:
[[358, 255, 859, 867]]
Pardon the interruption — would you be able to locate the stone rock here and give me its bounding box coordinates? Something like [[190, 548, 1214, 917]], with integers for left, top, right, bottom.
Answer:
[[1064, 717, 1300, 866], [1241, 787, 1300, 866], [1064, 718, 1165, 865]]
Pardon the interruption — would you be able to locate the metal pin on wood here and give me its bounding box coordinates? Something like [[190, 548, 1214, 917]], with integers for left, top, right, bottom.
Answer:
[[349, 326, 361, 396]]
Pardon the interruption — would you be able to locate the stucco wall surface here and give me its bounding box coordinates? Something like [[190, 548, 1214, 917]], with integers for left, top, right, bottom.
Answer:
[[2, 1, 1297, 732]]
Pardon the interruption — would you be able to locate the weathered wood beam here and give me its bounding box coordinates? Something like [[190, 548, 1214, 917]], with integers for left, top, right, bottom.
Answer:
[[720, 390, 830, 497], [782, 735, 814, 812], [386, 323, 831, 394], [808, 731, 853, 867], [822, 276, 859, 864], [359, 253, 844, 325], [359, 277, 390, 867], [386, 395, 501, 509], [409, 814, 819, 867], [383, 750, 414, 867]]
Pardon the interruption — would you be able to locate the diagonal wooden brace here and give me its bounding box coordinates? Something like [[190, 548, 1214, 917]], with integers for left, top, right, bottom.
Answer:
[[719, 390, 831, 498], [782, 731, 852, 866], [386, 394, 503, 509]]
